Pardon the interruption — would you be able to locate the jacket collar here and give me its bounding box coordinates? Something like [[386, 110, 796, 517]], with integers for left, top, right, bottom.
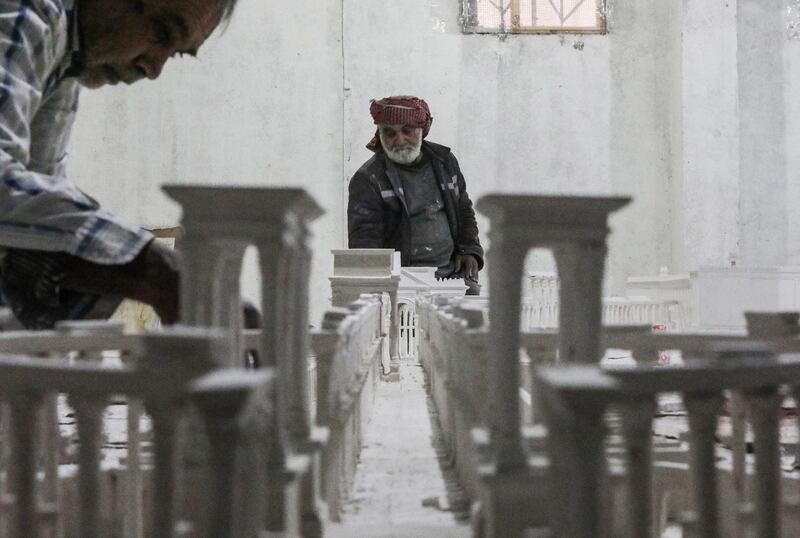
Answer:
[[421, 140, 451, 162]]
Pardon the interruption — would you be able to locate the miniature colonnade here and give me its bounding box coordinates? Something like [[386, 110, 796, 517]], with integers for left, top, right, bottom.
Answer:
[[4, 184, 786, 537], [421, 295, 800, 537], [0, 185, 385, 537], [166, 185, 393, 535], [418, 193, 800, 536], [164, 188, 800, 538], [164, 188, 638, 537]]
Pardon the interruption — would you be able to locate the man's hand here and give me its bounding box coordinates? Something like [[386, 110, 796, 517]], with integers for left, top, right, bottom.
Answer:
[[62, 239, 181, 324], [132, 240, 180, 324], [454, 254, 479, 282]]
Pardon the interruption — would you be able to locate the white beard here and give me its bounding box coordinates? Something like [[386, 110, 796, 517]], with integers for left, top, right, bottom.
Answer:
[[383, 138, 422, 165]]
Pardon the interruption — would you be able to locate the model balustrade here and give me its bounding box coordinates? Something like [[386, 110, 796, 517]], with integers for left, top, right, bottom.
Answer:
[[416, 296, 490, 504], [0, 321, 269, 537], [413, 193, 800, 537], [536, 344, 800, 538], [448, 194, 627, 537], [0, 185, 390, 537], [523, 274, 683, 330], [311, 294, 387, 518], [0, 321, 147, 537], [8, 185, 800, 537], [419, 295, 800, 532]]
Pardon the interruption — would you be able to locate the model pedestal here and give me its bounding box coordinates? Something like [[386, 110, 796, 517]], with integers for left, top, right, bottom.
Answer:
[[329, 248, 401, 379]]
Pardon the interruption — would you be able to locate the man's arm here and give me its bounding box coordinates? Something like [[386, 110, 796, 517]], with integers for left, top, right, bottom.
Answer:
[[448, 154, 484, 270], [347, 171, 386, 248]]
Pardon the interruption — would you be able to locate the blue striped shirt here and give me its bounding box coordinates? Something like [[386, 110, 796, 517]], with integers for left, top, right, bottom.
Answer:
[[0, 0, 152, 265]]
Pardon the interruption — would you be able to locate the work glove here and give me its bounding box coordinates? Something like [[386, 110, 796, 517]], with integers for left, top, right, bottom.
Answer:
[[454, 254, 479, 282]]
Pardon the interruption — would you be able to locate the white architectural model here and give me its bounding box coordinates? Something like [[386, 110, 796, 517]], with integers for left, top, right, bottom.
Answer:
[[1, 186, 799, 537]]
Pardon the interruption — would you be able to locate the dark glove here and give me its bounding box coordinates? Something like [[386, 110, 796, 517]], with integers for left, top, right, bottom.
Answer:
[[454, 254, 479, 282], [61, 239, 181, 325], [435, 254, 480, 282], [435, 260, 458, 280]]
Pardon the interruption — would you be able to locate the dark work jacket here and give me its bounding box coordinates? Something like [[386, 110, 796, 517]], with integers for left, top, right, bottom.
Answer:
[[347, 141, 484, 269]]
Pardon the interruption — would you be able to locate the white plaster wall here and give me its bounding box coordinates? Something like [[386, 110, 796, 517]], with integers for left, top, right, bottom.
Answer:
[[606, 0, 680, 292], [63, 0, 797, 318], [785, 27, 800, 266], [680, 0, 739, 270], [737, 0, 787, 268]]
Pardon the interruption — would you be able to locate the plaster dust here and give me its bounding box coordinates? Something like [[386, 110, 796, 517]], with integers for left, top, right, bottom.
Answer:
[[336, 360, 470, 531]]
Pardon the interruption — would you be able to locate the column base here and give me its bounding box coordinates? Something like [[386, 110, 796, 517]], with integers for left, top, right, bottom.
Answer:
[[263, 454, 312, 536], [297, 427, 330, 538], [382, 356, 401, 383]]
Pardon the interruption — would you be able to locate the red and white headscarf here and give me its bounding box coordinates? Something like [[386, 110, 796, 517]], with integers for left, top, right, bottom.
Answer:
[[366, 96, 433, 151]]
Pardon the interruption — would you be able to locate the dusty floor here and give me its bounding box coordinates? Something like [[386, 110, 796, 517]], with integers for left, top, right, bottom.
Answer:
[[335, 359, 470, 533]]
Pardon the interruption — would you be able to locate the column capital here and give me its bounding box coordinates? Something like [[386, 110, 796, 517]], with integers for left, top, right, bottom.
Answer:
[[163, 185, 324, 240], [476, 194, 630, 246]]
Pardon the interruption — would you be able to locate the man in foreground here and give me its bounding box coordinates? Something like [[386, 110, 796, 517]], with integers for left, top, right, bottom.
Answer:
[[348, 95, 484, 294], [0, 0, 240, 328]]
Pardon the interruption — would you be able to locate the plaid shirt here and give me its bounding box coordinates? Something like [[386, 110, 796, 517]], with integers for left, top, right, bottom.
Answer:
[[0, 0, 151, 264], [0, 0, 152, 328]]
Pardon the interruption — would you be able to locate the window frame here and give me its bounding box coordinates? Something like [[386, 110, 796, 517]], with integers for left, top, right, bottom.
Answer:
[[460, 0, 608, 36]]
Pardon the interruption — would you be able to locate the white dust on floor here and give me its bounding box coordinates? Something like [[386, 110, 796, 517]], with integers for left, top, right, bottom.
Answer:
[[341, 361, 469, 528]]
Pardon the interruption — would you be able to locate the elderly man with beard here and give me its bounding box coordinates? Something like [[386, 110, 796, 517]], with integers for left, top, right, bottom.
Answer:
[[0, 0, 240, 329], [348, 96, 484, 294]]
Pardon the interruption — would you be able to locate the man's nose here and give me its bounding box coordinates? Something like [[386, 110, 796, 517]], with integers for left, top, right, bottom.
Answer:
[[135, 51, 170, 80]]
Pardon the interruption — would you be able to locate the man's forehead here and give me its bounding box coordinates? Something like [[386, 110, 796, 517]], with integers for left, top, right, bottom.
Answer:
[[150, 0, 224, 33]]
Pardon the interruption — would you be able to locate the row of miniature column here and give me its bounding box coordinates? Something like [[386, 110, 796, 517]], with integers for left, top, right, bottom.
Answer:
[[311, 294, 386, 517], [403, 195, 630, 538], [602, 297, 683, 328], [167, 186, 399, 532], [521, 294, 682, 331], [169, 189, 704, 535], [417, 296, 673, 506], [424, 296, 800, 520], [0, 321, 148, 538], [0, 323, 265, 538], [416, 295, 490, 501], [537, 346, 800, 538], [169, 186, 416, 533], [527, 274, 560, 305], [0, 184, 374, 537], [431, 193, 800, 537], [187, 292, 386, 533]]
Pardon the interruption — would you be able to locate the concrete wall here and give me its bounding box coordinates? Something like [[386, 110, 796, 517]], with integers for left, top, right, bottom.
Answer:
[[65, 0, 797, 319], [680, 0, 739, 270]]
